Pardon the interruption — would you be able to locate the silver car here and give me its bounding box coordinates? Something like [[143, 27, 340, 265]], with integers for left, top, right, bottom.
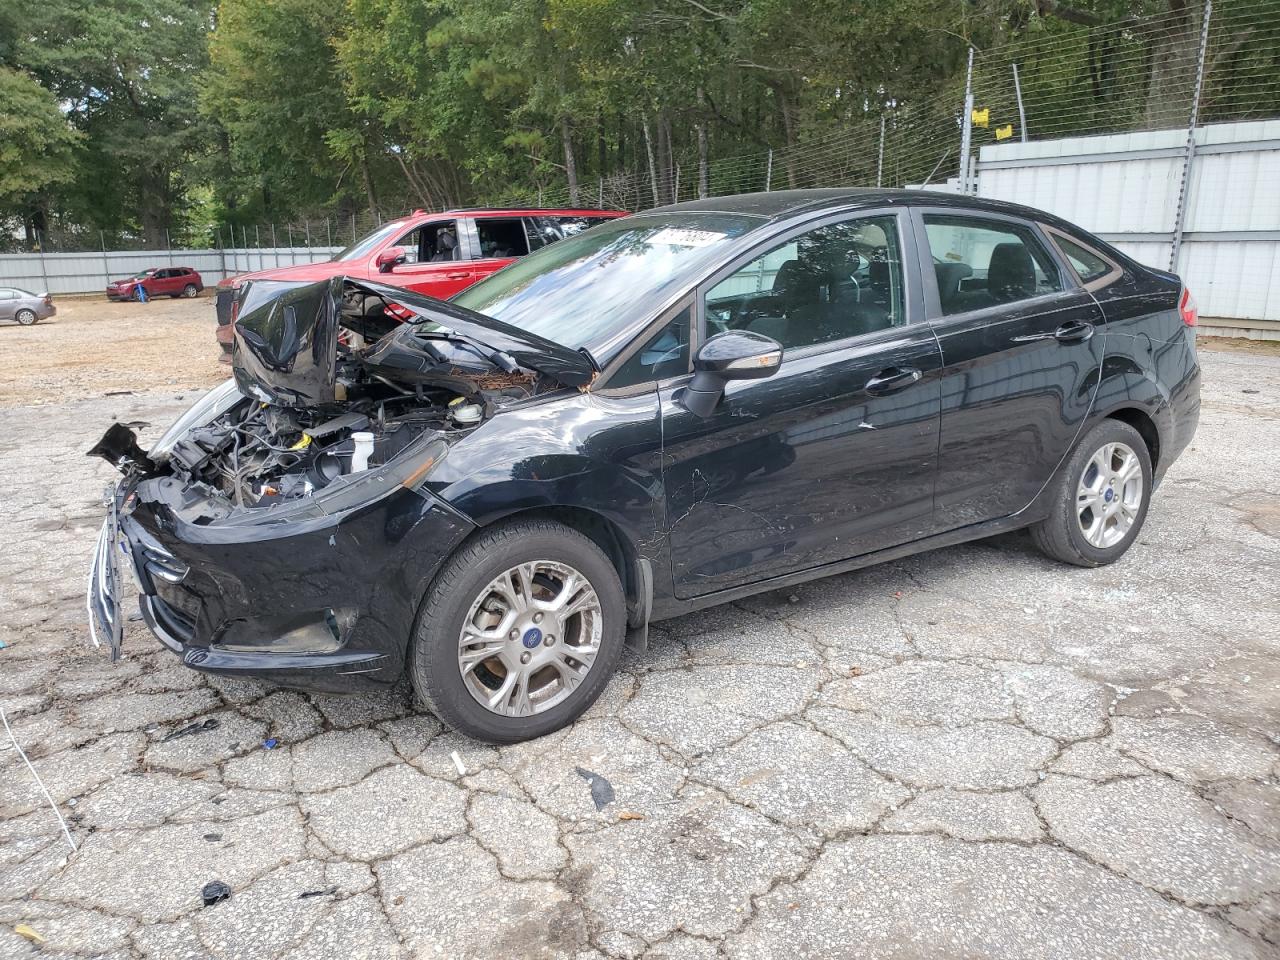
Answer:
[[0, 287, 56, 325]]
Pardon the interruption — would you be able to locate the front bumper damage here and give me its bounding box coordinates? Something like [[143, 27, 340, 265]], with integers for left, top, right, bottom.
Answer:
[[89, 479, 475, 691]]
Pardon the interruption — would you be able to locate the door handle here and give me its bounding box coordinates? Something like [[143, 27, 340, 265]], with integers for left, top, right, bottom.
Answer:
[[445, 271, 471, 280], [1012, 321, 1095, 344], [1053, 320, 1094, 342], [864, 366, 922, 396]]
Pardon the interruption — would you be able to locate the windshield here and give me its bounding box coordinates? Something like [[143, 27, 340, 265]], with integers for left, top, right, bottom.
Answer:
[[451, 213, 762, 353], [333, 221, 406, 262]]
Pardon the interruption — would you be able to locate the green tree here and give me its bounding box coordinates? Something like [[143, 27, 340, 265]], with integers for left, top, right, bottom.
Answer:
[[0, 68, 80, 244]]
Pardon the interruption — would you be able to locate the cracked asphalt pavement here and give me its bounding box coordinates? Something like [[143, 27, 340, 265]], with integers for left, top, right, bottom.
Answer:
[[1, 339, 1277, 959]]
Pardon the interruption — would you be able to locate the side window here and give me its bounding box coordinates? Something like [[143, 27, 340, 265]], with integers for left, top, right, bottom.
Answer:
[[923, 215, 1062, 315], [475, 218, 530, 260], [1053, 234, 1112, 284], [524, 216, 598, 251], [703, 215, 905, 351], [0, 289, 14, 300], [608, 308, 691, 387], [395, 221, 460, 264]]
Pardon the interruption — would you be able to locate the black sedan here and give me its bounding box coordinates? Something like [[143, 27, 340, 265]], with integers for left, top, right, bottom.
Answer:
[[88, 189, 1201, 742]]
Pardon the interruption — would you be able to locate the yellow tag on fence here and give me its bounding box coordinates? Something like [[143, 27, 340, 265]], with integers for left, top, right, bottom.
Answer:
[[971, 107, 990, 128], [995, 124, 1014, 141]]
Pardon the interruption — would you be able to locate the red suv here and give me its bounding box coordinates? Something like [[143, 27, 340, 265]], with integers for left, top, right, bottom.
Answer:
[[107, 267, 204, 301], [215, 207, 625, 358]]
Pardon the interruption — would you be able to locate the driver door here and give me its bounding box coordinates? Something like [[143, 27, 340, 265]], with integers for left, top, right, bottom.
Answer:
[[657, 210, 943, 598], [377, 219, 475, 298]]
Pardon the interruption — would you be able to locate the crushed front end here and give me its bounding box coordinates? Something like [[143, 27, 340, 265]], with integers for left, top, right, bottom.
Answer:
[[87, 277, 589, 691]]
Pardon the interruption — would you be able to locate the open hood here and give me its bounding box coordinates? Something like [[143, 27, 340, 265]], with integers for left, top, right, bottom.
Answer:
[[232, 277, 597, 407]]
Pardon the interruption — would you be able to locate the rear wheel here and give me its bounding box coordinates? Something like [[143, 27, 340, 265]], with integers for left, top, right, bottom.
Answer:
[[409, 519, 626, 742], [182, 283, 198, 298], [1031, 419, 1152, 567], [14, 308, 37, 326]]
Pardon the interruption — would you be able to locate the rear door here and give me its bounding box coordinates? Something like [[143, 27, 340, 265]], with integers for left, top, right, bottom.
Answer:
[[913, 208, 1106, 530], [465, 216, 531, 284], [655, 208, 943, 597], [377, 218, 474, 298]]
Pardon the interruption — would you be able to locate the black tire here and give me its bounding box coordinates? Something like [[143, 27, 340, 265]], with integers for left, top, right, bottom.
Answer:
[[183, 283, 198, 298], [409, 519, 626, 743], [14, 309, 37, 326], [1030, 418, 1153, 567]]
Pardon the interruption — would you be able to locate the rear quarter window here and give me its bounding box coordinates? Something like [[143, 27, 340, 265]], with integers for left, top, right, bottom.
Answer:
[[1053, 234, 1112, 284]]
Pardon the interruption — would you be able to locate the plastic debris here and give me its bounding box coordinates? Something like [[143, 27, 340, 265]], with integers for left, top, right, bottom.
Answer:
[[574, 766, 615, 811], [162, 717, 220, 742], [14, 924, 46, 944], [450, 750, 467, 776], [262, 738, 279, 749], [298, 886, 339, 899], [201, 881, 232, 907]]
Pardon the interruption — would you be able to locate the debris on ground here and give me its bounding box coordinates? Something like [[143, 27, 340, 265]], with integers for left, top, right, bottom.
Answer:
[[618, 811, 645, 821], [13, 924, 46, 944], [161, 717, 220, 742], [451, 750, 467, 776], [202, 833, 222, 842], [262, 738, 279, 749], [201, 881, 232, 907], [575, 766, 616, 810], [298, 886, 339, 899]]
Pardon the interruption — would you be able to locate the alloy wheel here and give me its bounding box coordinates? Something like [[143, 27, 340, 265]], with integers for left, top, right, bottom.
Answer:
[[15, 309, 36, 326], [1076, 441, 1143, 549], [457, 560, 603, 717]]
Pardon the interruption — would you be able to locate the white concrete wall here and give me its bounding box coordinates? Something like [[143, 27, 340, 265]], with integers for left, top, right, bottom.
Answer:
[[975, 120, 1280, 323]]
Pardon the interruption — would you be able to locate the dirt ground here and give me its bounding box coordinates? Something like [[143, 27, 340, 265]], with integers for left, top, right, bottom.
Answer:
[[0, 295, 229, 407]]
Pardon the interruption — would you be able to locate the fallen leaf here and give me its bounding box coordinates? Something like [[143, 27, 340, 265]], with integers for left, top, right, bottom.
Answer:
[[618, 811, 645, 821]]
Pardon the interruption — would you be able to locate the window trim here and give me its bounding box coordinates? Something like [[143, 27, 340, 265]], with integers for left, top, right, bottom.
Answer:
[[911, 206, 1077, 323], [691, 206, 919, 366], [469, 215, 534, 262], [1041, 224, 1124, 292]]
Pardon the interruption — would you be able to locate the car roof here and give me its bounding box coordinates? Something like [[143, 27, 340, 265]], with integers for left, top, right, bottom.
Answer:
[[644, 187, 1075, 229], [424, 207, 626, 217]]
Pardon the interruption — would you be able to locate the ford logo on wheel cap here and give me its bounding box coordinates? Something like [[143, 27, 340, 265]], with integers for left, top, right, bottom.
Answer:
[[522, 627, 543, 649]]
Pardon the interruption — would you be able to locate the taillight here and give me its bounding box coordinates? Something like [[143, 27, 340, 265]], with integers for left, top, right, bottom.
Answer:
[[1179, 287, 1198, 327], [43, 295, 52, 305]]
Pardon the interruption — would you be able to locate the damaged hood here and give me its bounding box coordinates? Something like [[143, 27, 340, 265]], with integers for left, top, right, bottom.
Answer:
[[231, 277, 597, 407]]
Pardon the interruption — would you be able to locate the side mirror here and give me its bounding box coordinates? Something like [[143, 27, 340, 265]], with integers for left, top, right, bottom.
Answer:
[[375, 247, 408, 273], [681, 330, 783, 417]]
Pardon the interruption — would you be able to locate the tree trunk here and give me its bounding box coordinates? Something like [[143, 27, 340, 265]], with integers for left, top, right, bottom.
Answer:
[[360, 154, 379, 220], [561, 117, 580, 205], [776, 86, 799, 188], [642, 117, 660, 208], [696, 84, 710, 199], [1143, 0, 1201, 129], [660, 114, 676, 202]]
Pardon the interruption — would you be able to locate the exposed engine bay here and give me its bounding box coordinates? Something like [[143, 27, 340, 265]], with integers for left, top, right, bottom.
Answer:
[[93, 277, 596, 526]]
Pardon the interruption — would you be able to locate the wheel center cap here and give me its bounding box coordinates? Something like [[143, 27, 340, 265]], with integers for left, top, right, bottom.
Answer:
[[1103, 488, 1114, 503], [521, 627, 543, 649]]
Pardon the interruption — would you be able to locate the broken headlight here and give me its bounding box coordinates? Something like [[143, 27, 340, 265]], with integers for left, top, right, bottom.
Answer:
[[150, 379, 243, 459]]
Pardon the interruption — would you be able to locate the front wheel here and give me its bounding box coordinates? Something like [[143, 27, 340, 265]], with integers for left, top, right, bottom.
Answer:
[[14, 309, 37, 326], [409, 519, 626, 743], [1031, 419, 1153, 567]]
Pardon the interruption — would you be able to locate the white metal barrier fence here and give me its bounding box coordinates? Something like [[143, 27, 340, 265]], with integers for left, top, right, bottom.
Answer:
[[0, 247, 342, 297]]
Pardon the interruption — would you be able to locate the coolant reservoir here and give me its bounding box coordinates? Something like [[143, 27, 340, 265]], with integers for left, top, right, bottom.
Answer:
[[448, 396, 483, 426]]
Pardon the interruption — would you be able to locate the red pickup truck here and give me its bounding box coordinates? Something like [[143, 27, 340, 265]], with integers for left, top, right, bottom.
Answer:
[[215, 207, 625, 358]]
